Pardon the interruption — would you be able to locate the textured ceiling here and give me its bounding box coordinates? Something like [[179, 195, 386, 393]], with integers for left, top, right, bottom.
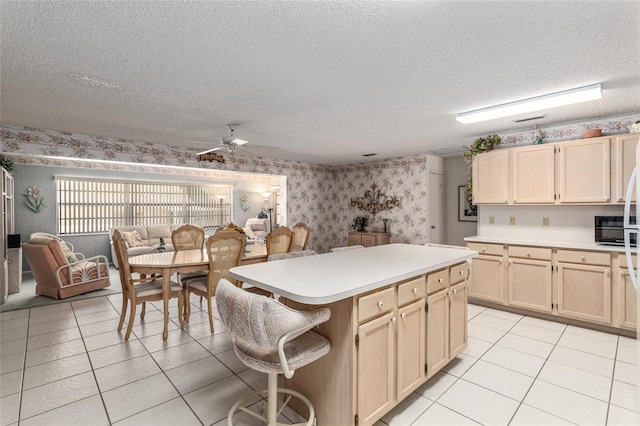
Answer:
[[2, 1, 640, 165]]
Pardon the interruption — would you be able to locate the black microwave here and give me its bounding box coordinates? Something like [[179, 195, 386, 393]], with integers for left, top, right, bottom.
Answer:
[[594, 216, 636, 246]]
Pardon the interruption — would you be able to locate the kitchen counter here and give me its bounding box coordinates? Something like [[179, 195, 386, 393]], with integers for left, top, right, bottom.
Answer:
[[230, 243, 477, 304], [465, 236, 634, 253]]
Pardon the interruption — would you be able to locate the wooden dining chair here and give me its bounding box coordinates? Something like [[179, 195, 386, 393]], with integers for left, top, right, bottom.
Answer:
[[111, 230, 184, 340], [289, 222, 311, 252], [172, 224, 207, 285], [183, 231, 246, 333], [266, 226, 293, 256]]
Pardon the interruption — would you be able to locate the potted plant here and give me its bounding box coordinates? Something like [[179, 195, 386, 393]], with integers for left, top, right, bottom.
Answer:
[[463, 134, 501, 205], [0, 153, 15, 174], [352, 216, 369, 232]]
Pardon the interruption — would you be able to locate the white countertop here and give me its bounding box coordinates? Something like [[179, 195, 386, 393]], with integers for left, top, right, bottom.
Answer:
[[230, 243, 477, 305], [465, 236, 635, 253]]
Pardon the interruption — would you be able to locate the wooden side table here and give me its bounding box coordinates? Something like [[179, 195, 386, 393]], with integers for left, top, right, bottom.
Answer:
[[348, 231, 390, 247]]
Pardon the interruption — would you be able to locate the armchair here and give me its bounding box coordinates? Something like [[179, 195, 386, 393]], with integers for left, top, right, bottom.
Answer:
[[23, 237, 111, 299]]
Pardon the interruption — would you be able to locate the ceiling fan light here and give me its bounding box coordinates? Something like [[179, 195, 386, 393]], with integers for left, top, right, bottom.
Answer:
[[456, 84, 602, 124]]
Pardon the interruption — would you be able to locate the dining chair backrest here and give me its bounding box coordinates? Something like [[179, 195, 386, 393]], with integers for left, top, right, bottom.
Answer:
[[171, 224, 205, 251], [266, 226, 293, 256], [289, 222, 311, 252], [111, 229, 134, 297], [206, 231, 246, 288]]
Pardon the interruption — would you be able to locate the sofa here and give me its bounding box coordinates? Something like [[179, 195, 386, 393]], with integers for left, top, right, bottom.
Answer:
[[23, 237, 111, 299], [109, 224, 184, 268]]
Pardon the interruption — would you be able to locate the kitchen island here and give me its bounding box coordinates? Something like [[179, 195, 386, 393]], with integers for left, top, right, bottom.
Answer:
[[230, 243, 477, 426]]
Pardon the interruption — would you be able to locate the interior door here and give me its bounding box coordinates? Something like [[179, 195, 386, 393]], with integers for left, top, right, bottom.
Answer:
[[429, 171, 445, 243]]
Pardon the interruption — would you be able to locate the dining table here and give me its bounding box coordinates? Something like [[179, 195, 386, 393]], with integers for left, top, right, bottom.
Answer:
[[128, 243, 267, 339]]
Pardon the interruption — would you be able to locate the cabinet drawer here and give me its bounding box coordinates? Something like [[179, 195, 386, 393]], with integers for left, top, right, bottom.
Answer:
[[557, 249, 611, 266], [398, 276, 426, 306], [358, 287, 395, 323], [619, 253, 637, 269], [467, 242, 503, 256], [450, 262, 468, 285], [362, 235, 377, 247], [508, 246, 552, 261], [427, 269, 449, 294]]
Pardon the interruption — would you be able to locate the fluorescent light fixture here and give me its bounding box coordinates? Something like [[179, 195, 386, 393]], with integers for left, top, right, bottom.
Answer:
[[456, 84, 602, 124]]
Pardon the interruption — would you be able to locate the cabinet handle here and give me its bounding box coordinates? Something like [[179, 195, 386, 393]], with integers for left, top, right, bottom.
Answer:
[[453, 289, 458, 295], [509, 260, 513, 265], [460, 270, 464, 275], [377, 301, 384, 308], [527, 251, 531, 257], [606, 269, 611, 275], [438, 278, 444, 283], [580, 256, 585, 262], [401, 313, 407, 319], [618, 196, 623, 201], [620, 270, 626, 277], [482, 247, 486, 253], [412, 288, 418, 294], [391, 317, 397, 323]]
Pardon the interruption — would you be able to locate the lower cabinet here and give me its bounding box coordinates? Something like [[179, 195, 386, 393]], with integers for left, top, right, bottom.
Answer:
[[349, 231, 390, 247], [468, 254, 503, 303], [557, 250, 612, 325], [507, 246, 552, 314], [355, 264, 466, 426], [618, 254, 637, 331], [426, 270, 468, 378]]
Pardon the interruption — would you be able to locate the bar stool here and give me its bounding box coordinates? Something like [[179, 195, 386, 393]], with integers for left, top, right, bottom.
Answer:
[[216, 279, 331, 426]]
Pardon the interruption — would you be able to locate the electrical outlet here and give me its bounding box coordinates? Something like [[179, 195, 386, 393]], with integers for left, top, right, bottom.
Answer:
[[489, 216, 495, 225], [509, 217, 516, 225], [542, 217, 549, 227]]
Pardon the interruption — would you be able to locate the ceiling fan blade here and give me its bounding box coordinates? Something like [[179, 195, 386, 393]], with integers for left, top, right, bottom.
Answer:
[[221, 136, 249, 146], [196, 147, 225, 155]]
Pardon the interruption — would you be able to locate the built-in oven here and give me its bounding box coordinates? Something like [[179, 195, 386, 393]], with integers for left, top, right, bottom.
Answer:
[[595, 215, 636, 246]]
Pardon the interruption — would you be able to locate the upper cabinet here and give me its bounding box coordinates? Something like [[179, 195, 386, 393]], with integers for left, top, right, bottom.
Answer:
[[472, 150, 509, 204], [612, 133, 639, 203], [511, 144, 555, 204], [556, 137, 610, 203], [473, 134, 639, 205]]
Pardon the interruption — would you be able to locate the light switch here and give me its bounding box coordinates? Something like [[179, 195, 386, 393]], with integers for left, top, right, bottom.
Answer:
[[489, 217, 495, 225], [542, 217, 549, 226], [509, 217, 516, 225]]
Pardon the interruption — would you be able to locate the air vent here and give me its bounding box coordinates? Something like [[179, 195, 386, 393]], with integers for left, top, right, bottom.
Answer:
[[513, 115, 546, 123], [361, 153, 378, 157]]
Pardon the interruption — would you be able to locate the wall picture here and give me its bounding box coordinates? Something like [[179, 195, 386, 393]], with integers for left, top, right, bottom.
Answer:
[[458, 185, 477, 222]]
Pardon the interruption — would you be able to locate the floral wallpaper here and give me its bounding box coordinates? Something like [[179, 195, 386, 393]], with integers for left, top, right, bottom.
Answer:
[[1, 125, 430, 253], [2, 112, 638, 254]]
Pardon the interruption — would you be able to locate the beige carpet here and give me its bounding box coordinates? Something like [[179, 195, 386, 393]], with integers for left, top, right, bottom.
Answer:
[[0, 266, 122, 312]]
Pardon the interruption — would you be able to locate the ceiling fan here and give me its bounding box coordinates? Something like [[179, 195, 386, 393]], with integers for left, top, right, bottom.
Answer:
[[196, 124, 249, 156]]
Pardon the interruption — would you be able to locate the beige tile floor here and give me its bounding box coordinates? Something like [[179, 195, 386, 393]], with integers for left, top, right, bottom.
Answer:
[[1, 290, 638, 425]]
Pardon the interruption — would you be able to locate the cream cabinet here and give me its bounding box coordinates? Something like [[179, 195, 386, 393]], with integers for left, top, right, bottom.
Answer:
[[426, 265, 468, 378], [473, 135, 623, 205], [612, 133, 639, 203], [349, 231, 390, 247], [556, 249, 612, 325], [618, 254, 637, 330], [467, 242, 504, 303], [507, 246, 553, 314], [397, 300, 426, 400], [472, 149, 509, 204], [511, 144, 555, 204], [556, 137, 611, 203]]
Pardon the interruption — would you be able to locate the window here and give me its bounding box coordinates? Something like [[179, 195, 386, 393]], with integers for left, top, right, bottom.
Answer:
[[55, 177, 231, 235]]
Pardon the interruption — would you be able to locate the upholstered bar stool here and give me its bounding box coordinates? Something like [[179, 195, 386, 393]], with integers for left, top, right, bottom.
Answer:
[[216, 279, 331, 426]]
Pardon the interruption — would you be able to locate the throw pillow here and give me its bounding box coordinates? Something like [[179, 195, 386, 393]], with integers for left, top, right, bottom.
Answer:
[[122, 230, 145, 248], [251, 222, 266, 232], [60, 242, 78, 263]]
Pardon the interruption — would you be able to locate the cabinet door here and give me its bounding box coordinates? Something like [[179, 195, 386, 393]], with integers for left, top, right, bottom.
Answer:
[[472, 150, 509, 204], [557, 263, 612, 324], [507, 258, 553, 313], [449, 281, 468, 359], [619, 269, 637, 330], [469, 255, 504, 303], [362, 234, 377, 247], [426, 288, 449, 378], [349, 233, 362, 246], [612, 134, 639, 203], [397, 300, 425, 400], [512, 144, 555, 204], [557, 137, 611, 203], [357, 311, 396, 426]]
